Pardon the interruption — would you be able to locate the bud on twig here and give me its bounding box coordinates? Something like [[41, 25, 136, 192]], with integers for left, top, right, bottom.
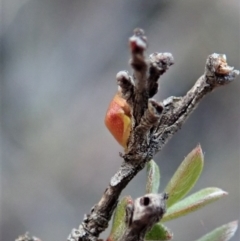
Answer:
[[119, 193, 168, 241]]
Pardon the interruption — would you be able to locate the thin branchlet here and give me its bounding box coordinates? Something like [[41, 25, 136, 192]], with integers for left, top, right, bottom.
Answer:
[[148, 52, 174, 97], [67, 30, 239, 241]]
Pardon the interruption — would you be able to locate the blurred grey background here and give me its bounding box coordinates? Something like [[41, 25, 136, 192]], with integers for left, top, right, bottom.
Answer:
[[1, 0, 239, 240]]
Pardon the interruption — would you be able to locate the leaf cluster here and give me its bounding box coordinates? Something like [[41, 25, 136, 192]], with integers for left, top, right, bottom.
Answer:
[[108, 146, 238, 241]]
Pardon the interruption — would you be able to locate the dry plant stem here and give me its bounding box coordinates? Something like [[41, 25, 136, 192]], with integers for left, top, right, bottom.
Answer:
[[17, 30, 239, 241], [153, 53, 239, 154]]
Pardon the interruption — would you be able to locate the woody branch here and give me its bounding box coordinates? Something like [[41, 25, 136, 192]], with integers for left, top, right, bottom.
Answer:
[[67, 29, 239, 241], [18, 29, 239, 241]]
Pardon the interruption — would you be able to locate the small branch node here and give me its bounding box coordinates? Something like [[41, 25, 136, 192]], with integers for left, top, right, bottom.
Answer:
[[116, 71, 134, 104], [149, 52, 174, 73], [134, 100, 163, 137], [129, 29, 148, 91], [205, 53, 239, 86], [148, 52, 174, 97], [148, 99, 164, 117], [129, 28, 147, 53], [119, 193, 168, 241]]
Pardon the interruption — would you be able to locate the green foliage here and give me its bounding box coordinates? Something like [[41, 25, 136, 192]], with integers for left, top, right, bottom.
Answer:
[[162, 187, 227, 222], [108, 145, 238, 241], [164, 145, 204, 208], [108, 196, 133, 241], [195, 221, 238, 241], [146, 159, 160, 194], [145, 223, 172, 240]]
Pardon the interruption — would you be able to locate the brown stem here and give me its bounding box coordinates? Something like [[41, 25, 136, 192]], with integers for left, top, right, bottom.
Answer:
[[67, 31, 239, 241]]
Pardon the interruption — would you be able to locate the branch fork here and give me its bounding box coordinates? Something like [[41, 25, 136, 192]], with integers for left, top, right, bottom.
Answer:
[[17, 29, 239, 241], [67, 28, 239, 241]]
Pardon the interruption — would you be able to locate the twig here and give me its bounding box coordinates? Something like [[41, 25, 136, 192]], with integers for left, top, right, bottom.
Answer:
[[67, 29, 239, 241]]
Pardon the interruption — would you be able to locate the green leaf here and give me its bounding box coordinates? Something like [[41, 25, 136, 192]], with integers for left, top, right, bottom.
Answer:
[[195, 221, 238, 241], [145, 223, 173, 240], [164, 145, 204, 208], [162, 187, 227, 222], [108, 196, 133, 241], [146, 159, 160, 194]]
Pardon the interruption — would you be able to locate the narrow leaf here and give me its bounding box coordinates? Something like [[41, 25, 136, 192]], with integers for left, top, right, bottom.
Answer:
[[107, 196, 133, 241], [145, 223, 173, 240], [146, 159, 160, 194], [164, 145, 204, 207], [195, 221, 238, 241], [162, 187, 227, 222]]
